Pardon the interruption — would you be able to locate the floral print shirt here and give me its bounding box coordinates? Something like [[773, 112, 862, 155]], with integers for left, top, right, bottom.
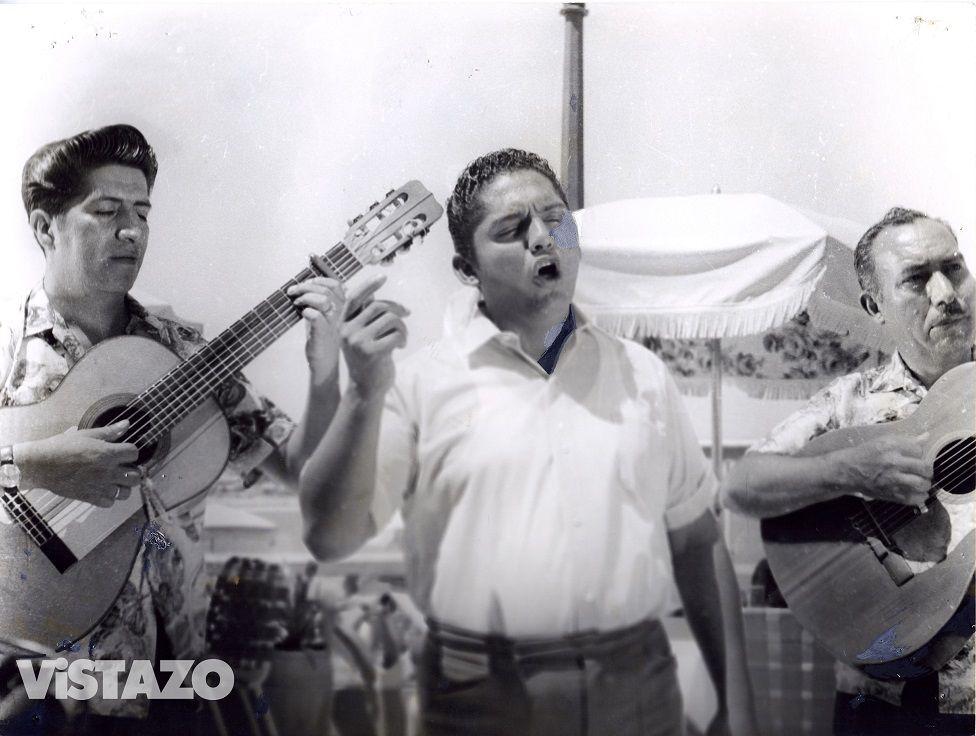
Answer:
[[0, 286, 295, 718], [750, 351, 974, 714]]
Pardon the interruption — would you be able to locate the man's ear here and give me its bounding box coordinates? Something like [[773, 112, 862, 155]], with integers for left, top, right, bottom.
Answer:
[[29, 210, 56, 256], [860, 290, 884, 324], [452, 254, 479, 287]]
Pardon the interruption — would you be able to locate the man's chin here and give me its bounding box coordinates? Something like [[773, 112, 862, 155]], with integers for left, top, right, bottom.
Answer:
[[922, 329, 975, 364]]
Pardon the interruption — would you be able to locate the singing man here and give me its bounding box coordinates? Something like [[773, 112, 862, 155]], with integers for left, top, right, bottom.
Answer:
[[300, 148, 757, 736]]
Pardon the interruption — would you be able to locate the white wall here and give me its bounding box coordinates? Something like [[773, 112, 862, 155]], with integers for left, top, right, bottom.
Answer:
[[2, 2, 973, 441]]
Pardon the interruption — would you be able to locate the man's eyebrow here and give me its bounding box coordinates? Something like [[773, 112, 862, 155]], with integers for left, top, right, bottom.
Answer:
[[538, 203, 566, 214], [900, 254, 963, 274], [489, 211, 527, 228]]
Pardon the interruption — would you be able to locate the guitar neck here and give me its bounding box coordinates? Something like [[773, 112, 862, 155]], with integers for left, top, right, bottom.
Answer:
[[127, 243, 362, 448]]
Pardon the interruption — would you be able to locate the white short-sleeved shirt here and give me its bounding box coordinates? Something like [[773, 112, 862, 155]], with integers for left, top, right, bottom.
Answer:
[[371, 290, 716, 637]]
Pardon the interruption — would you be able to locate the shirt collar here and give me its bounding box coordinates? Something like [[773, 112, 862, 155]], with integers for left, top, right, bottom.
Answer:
[[868, 351, 926, 394], [443, 288, 590, 357], [23, 283, 163, 341]]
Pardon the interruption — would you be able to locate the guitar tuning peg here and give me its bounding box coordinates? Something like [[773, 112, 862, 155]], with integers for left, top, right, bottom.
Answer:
[[369, 201, 379, 210], [381, 254, 395, 266], [385, 189, 395, 198]]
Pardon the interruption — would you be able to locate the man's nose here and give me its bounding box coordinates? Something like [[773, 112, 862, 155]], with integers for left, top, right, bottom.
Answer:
[[117, 213, 144, 242], [927, 271, 958, 307], [526, 216, 553, 254]]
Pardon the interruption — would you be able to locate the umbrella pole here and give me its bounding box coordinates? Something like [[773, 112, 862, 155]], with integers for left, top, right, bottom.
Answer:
[[709, 338, 724, 480]]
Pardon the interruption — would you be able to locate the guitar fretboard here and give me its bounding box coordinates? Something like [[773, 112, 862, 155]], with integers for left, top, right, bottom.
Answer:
[[121, 242, 362, 449], [2, 490, 54, 547]]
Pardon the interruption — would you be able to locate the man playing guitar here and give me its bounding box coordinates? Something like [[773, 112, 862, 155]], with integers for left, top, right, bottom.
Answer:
[[722, 207, 975, 735], [0, 124, 402, 734]]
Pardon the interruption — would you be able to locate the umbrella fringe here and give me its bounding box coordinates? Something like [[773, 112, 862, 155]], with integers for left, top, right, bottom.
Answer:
[[585, 279, 818, 340], [671, 375, 829, 401], [803, 299, 894, 351]]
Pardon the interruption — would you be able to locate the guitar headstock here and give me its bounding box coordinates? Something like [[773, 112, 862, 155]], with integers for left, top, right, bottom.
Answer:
[[340, 181, 444, 267]]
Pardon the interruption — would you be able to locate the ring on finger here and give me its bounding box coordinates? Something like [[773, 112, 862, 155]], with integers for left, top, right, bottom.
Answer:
[[114, 487, 121, 500]]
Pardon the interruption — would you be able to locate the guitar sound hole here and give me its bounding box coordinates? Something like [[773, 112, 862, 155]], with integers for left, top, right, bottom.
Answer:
[[91, 406, 162, 467], [933, 436, 976, 495]]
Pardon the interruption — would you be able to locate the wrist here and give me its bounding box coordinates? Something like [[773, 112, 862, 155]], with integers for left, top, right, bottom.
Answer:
[[308, 364, 340, 394], [9, 441, 40, 489], [827, 451, 863, 499], [1, 445, 21, 490], [346, 379, 390, 408]]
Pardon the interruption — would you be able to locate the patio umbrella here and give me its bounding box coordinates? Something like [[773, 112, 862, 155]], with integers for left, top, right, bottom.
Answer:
[[573, 193, 893, 475]]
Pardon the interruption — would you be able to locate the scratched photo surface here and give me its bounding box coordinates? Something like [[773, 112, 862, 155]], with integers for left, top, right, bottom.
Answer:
[[0, 3, 974, 735]]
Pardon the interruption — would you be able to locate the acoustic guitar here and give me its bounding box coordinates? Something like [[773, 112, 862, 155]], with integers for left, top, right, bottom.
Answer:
[[761, 361, 975, 680], [0, 182, 443, 655]]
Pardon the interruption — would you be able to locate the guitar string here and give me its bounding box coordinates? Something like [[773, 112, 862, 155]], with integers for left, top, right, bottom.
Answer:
[[133, 246, 361, 420], [128, 276, 330, 441], [30, 282, 324, 523], [116, 254, 355, 442], [845, 436, 975, 522], [846, 469, 967, 538], [847, 448, 975, 538], [769, 450, 974, 582], [31, 241, 378, 522], [31, 285, 319, 522], [31, 211, 512, 531], [3, 493, 54, 545], [98, 209, 421, 447], [846, 440, 976, 531], [767, 441, 976, 582], [29, 207, 427, 529], [119, 223, 407, 444], [868, 471, 972, 537], [125, 240, 359, 423], [30, 284, 312, 520]]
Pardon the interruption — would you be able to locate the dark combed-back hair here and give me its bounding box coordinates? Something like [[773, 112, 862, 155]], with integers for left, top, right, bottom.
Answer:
[[22, 124, 158, 218], [854, 207, 958, 296], [446, 148, 567, 265]]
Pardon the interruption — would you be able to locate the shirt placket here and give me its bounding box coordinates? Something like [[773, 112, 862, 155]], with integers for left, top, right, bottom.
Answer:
[[548, 377, 601, 632]]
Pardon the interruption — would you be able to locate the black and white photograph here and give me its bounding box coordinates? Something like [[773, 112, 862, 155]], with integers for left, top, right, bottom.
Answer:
[[0, 2, 973, 735]]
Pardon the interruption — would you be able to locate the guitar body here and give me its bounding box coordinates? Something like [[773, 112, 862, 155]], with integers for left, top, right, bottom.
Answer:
[[0, 336, 229, 654], [762, 362, 976, 678], [0, 180, 443, 656]]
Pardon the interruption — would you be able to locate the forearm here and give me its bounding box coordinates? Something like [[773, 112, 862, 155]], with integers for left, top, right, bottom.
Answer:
[[711, 540, 755, 727], [721, 452, 849, 519], [280, 370, 342, 484], [672, 538, 729, 707], [299, 385, 385, 561]]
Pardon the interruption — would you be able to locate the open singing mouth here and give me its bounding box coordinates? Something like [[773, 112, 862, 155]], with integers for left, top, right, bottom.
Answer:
[[534, 258, 561, 281]]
